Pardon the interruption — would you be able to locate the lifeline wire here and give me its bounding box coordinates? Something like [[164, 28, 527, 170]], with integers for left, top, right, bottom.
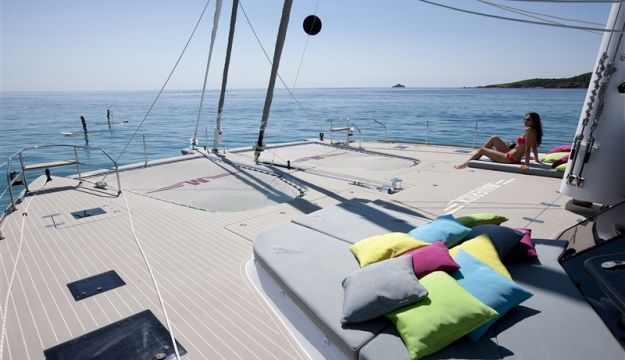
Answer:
[[0, 181, 48, 360], [120, 190, 181, 360], [418, 0, 625, 32]]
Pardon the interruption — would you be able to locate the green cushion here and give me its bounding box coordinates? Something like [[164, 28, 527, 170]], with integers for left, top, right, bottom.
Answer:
[[350, 232, 428, 267], [455, 213, 508, 227], [555, 163, 567, 172], [386, 271, 498, 359], [543, 151, 569, 163]]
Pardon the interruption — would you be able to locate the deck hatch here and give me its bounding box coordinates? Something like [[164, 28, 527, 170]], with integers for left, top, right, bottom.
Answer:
[[67, 270, 125, 301], [43, 309, 187, 360], [70, 206, 106, 219]]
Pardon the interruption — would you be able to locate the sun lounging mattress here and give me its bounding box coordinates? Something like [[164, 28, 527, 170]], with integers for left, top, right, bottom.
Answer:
[[253, 202, 624, 360], [467, 160, 563, 178], [292, 200, 430, 244], [253, 222, 389, 360]]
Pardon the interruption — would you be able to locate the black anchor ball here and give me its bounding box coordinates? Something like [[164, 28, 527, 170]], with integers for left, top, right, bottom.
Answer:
[[303, 15, 322, 36]]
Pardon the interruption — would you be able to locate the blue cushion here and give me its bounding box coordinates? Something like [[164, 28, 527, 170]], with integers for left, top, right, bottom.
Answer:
[[453, 250, 533, 341], [408, 214, 471, 247]]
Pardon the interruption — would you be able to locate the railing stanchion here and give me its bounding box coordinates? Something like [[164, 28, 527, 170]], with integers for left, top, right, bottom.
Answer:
[[143, 135, 148, 166], [18, 153, 28, 192], [74, 147, 82, 182], [373, 119, 387, 142], [472, 122, 479, 149]]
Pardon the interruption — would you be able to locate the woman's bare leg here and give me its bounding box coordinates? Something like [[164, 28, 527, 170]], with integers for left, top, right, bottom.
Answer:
[[455, 136, 509, 169]]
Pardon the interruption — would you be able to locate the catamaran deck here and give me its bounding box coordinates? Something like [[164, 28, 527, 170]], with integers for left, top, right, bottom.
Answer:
[[0, 140, 580, 359]]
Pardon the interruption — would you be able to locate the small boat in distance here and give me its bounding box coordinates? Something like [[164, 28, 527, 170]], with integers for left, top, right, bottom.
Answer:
[[392, 83, 406, 88]]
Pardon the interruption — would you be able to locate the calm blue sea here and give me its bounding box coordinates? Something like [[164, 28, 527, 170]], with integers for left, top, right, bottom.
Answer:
[[0, 87, 585, 209]]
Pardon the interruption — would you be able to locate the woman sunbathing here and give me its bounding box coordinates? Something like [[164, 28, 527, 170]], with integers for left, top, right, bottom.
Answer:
[[455, 112, 543, 172]]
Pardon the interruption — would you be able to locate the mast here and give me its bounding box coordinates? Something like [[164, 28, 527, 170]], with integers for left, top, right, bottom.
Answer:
[[192, 0, 223, 149], [254, 0, 293, 162], [560, 1, 625, 205], [213, 0, 239, 153]]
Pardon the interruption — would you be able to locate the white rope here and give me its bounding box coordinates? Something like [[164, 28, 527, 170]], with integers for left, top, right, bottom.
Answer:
[[120, 190, 181, 360], [0, 181, 47, 360], [193, 0, 224, 145], [418, 0, 625, 32]]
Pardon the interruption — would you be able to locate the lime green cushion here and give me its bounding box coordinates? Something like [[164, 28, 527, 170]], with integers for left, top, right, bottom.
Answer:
[[543, 151, 569, 163], [386, 271, 498, 359], [455, 213, 508, 227], [450, 234, 511, 279], [350, 232, 428, 267], [555, 163, 567, 172]]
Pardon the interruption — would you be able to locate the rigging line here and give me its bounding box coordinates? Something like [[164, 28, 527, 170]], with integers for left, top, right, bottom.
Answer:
[[0, 180, 48, 360], [478, 0, 601, 35], [103, 0, 212, 182], [193, 0, 224, 146], [120, 190, 181, 360], [293, 0, 321, 89], [238, 1, 325, 133], [479, 0, 605, 26], [505, 0, 622, 3], [418, 0, 625, 32]]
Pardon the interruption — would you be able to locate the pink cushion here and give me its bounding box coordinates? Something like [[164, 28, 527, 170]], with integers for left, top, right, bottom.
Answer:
[[406, 241, 460, 278], [507, 228, 538, 261], [548, 145, 572, 154]]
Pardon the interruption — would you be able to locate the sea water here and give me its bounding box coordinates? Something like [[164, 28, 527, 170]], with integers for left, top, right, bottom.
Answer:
[[0, 87, 585, 209]]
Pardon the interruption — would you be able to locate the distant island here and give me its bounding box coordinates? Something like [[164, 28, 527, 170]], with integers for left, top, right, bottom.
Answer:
[[478, 72, 591, 88], [392, 83, 406, 88]]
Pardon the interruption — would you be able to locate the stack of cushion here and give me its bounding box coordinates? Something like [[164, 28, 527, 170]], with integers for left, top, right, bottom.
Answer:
[[343, 213, 537, 359], [545, 145, 572, 171]]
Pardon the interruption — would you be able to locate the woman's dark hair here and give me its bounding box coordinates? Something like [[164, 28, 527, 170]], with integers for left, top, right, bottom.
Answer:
[[526, 112, 543, 147]]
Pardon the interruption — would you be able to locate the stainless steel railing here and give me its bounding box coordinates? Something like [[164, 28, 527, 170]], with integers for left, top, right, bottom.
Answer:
[[3, 144, 122, 212]]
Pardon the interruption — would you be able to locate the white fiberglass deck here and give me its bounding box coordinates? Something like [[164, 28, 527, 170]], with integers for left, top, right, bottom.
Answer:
[[0, 141, 580, 359]]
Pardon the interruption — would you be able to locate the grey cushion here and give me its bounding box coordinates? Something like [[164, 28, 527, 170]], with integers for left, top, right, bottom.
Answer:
[[292, 200, 430, 244], [342, 256, 428, 324], [253, 222, 389, 359], [358, 325, 411, 360], [465, 224, 523, 259], [467, 160, 563, 178]]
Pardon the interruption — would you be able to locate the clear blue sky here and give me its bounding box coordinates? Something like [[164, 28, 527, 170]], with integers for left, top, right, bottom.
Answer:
[[0, 0, 612, 91]]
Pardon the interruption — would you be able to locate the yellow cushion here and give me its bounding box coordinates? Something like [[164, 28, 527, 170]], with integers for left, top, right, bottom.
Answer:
[[350, 233, 428, 267], [450, 234, 511, 279]]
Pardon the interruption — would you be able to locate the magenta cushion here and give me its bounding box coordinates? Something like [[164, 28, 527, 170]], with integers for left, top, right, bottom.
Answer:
[[507, 228, 538, 261], [552, 154, 569, 168], [548, 144, 572, 154], [405, 241, 460, 278]]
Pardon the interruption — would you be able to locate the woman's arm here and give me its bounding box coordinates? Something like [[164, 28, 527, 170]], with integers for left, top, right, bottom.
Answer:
[[522, 128, 537, 171], [533, 146, 542, 163]]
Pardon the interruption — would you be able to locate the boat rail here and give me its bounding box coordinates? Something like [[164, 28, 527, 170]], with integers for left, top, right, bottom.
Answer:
[[2, 144, 121, 213], [329, 117, 481, 149]]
